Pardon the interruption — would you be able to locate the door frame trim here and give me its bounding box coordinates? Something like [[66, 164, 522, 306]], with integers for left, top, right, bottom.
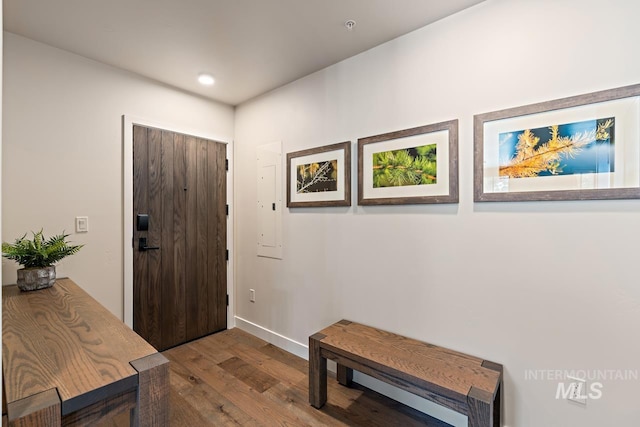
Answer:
[[122, 115, 234, 330]]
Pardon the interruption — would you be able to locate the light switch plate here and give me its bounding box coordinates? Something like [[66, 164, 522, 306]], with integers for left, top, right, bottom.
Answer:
[[566, 376, 587, 405], [76, 216, 89, 233]]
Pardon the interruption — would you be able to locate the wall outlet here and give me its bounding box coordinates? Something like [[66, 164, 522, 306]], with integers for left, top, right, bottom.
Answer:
[[250, 289, 256, 303], [566, 376, 587, 405]]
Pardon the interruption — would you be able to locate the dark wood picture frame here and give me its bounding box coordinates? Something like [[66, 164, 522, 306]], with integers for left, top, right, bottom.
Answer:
[[357, 120, 459, 205], [474, 83, 640, 202], [286, 141, 351, 208]]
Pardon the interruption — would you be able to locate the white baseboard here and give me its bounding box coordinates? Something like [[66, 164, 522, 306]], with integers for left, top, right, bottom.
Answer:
[[353, 374, 467, 427], [233, 317, 474, 427], [234, 316, 309, 360]]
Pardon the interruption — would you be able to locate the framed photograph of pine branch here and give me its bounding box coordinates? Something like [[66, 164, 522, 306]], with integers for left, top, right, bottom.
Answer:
[[286, 141, 351, 207], [474, 84, 640, 202], [357, 120, 459, 205]]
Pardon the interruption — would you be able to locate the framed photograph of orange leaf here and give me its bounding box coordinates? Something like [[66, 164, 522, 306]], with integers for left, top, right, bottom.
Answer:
[[357, 120, 459, 205], [287, 141, 351, 207], [474, 83, 640, 202]]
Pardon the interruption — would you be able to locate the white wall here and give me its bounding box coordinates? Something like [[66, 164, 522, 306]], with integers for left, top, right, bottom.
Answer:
[[234, 0, 640, 426], [2, 32, 235, 318]]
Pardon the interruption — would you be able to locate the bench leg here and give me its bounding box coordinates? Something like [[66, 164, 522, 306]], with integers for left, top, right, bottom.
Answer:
[[309, 333, 327, 408], [467, 386, 495, 427], [337, 364, 353, 387]]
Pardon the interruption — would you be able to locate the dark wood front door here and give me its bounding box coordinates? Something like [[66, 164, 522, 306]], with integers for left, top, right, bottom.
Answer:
[[133, 125, 227, 351]]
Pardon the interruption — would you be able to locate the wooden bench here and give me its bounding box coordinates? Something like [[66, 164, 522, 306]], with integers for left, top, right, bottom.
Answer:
[[309, 320, 502, 427], [2, 278, 169, 426]]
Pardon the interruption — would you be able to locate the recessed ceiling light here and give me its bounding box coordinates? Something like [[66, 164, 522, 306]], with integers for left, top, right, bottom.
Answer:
[[198, 73, 215, 86]]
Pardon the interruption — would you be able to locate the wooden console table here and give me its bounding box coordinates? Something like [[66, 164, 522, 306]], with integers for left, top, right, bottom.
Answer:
[[310, 320, 503, 427], [2, 278, 169, 426]]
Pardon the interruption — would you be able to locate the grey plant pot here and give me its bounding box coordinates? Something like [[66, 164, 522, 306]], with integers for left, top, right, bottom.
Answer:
[[17, 266, 56, 291]]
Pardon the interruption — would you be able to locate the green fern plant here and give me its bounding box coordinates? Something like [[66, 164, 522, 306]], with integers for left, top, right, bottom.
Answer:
[[2, 230, 83, 268], [372, 144, 437, 187]]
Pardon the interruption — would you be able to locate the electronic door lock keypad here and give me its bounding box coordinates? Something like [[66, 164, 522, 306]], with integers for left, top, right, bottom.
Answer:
[[137, 214, 149, 231]]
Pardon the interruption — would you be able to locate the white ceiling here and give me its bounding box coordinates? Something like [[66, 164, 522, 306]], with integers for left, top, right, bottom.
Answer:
[[4, 0, 485, 106]]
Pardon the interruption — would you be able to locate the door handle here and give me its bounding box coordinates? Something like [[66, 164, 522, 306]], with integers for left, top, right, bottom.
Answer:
[[139, 237, 160, 251]]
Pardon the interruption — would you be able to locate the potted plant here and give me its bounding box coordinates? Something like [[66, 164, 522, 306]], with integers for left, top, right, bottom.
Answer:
[[2, 230, 83, 291]]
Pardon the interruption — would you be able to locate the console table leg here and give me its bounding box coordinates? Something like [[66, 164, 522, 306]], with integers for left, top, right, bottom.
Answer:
[[130, 353, 170, 427], [7, 388, 61, 427], [309, 333, 327, 408], [467, 386, 493, 427]]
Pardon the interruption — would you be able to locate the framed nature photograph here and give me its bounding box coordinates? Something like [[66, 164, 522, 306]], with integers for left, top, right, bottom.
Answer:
[[357, 120, 459, 205], [474, 84, 640, 202], [286, 141, 351, 207]]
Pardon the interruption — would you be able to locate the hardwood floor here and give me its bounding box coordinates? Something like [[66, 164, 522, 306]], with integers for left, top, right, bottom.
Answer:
[[160, 328, 451, 426]]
